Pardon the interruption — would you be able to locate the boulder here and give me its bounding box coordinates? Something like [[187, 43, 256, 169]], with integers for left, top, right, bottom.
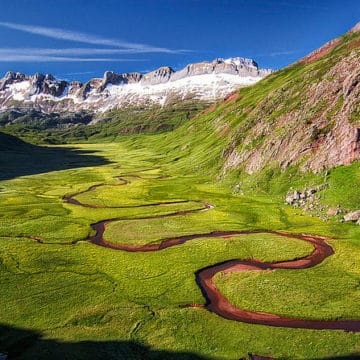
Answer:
[[306, 189, 316, 197], [285, 190, 303, 204], [327, 208, 338, 216], [293, 190, 301, 200], [343, 210, 360, 222]]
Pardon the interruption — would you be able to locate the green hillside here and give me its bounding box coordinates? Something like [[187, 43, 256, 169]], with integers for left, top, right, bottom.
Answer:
[[0, 99, 209, 144], [122, 28, 360, 214]]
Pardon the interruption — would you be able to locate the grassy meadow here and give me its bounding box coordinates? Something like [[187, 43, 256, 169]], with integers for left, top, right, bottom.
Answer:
[[0, 140, 359, 359], [0, 29, 359, 359]]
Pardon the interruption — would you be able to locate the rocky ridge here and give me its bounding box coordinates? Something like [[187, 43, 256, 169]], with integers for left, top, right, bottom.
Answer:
[[0, 57, 272, 114], [219, 24, 360, 174]]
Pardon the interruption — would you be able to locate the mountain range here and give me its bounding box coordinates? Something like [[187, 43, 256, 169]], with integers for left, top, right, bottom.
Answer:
[[0, 57, 272, 114]]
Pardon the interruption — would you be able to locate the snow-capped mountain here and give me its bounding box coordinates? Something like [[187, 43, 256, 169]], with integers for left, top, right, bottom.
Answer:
[[0, 57, 272, 113]]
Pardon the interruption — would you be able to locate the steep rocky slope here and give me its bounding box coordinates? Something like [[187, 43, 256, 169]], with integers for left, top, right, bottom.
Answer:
[[177, 22, 360, 175], [0, 57, 271, 114]]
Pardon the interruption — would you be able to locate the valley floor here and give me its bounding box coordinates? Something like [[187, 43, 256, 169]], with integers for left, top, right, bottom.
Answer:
[[0, 142, 359, 359]]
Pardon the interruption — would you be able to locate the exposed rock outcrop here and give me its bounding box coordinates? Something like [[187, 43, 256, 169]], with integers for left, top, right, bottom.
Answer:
[[172, 57, 271, 81], [221, 28, 360, 174], [285, 185, 327, 208], [343, 210, 360, 222], [99, 71, 143, 91], [0, 71, 69, 101], [0, 71, 26, 91], [141, 66, 174, 85]]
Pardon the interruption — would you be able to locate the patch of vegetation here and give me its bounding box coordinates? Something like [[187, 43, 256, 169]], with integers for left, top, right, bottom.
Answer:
[[350, 102, 360, 124], [0, 100, 210, 144]]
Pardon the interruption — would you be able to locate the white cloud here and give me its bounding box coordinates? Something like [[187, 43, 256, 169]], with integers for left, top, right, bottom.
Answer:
[[267, 50, 300, 57], [0, 54, 148, 62], [0, 48, 153, 62], [0, 21, 187, 54], [0, 47, 174, 56], [252, 49, 301, 58]]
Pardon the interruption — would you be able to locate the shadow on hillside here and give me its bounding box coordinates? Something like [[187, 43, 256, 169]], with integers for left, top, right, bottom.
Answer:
[[311, 357, 360, 360], [1, 325, 359, 360], [311, 358, 360, 360], [0, 324, 211, 360], [0, 136, 111, 181]]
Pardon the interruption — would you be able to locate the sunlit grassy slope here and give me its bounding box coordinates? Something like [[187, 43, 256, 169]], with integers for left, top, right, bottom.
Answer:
[[119, 29, 360, 213]]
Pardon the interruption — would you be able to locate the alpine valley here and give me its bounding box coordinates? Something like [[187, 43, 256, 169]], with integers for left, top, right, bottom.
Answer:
[[0, 20, 359, 360]]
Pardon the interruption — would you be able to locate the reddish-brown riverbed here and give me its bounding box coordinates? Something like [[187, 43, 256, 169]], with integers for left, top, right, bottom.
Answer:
[[61, 175, 360, 331]]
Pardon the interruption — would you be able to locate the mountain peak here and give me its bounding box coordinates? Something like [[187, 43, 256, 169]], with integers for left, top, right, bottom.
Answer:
[[0, 56, 272, 113], [223, 57, 258, 68]]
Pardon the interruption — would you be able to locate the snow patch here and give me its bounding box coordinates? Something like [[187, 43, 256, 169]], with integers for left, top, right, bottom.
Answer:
[[7, 81, 31, 101], [0, 68, 267, 113]]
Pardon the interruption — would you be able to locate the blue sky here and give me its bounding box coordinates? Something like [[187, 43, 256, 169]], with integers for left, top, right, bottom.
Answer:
[[0, 0, 358, 82]]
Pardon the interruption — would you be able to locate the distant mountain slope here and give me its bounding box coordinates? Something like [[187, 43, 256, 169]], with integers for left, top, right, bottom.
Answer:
[[0, 99, 210, 144], [0, 57, 272, 114]]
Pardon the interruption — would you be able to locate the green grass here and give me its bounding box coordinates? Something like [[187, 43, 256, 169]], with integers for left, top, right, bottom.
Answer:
[[214, 239, 360, 321], [0, 139, 359, 359], [0, 100, 210, 144]]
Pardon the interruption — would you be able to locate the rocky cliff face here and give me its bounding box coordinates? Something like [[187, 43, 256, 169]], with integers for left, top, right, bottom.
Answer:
[[214, 24, 360, 173], [0, 57, 272, 114]]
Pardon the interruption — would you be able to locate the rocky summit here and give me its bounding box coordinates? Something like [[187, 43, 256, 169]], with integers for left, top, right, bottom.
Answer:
[[0, 57, 272, 114]]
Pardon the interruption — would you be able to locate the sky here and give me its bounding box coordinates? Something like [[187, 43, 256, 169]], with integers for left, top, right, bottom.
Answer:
[[0, 0, 358, 82]]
